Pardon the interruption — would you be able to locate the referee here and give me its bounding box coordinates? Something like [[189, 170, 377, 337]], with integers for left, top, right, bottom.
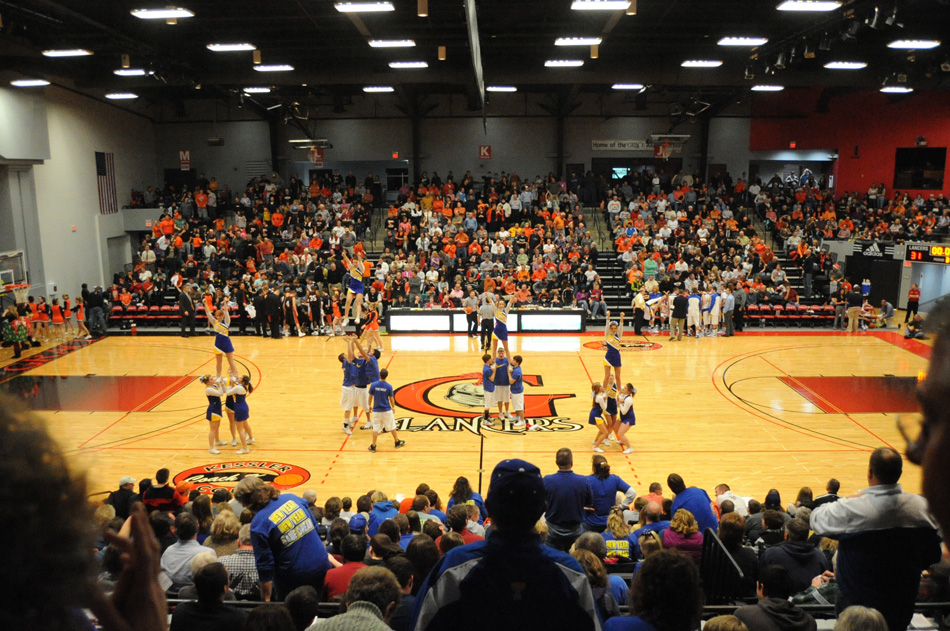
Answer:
[[478, 297, 494, 352], [463, 289, 479, 338]]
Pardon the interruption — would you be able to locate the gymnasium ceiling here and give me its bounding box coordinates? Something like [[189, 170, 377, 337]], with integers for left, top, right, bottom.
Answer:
[[1, 0, 949, 120]]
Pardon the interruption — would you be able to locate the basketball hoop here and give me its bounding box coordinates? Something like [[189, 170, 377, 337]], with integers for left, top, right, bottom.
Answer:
[[6, 283, 30, 305]]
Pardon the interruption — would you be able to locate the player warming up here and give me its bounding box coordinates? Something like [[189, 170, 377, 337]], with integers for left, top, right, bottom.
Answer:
[[603, 311, 625, 388], [480, 353, 497, 427], [509, 355, 528, 431], [209, 307, 238, 379], [199, 375, 226, 455], [367, 368, 405, 452], [489, 294, 515, 358], [225, 375, 255, 454], [589, 382, 609, 452], [341, 250, 365, 327], [339, 338, 359, 435], [616, 383, 637, 454]]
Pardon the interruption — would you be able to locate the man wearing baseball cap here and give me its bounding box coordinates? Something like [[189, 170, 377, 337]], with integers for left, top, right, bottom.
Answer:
[[410, 459, 599, 631], [105, 475, 139, 520]]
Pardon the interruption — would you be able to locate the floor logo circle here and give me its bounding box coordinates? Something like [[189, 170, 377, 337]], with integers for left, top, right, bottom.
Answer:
[[583, 340, 662, 352], [174, 461, 310, 494]]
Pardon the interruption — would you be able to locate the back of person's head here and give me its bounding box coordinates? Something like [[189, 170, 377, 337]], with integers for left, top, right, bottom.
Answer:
[[834, 606, 889, 631], [345, 567, 402, 620], [827, 478, 841, 494], [406, 535, 439, 590], [670, 509, 699, 536], [485, 458, 547, 532], [720, 500, 735, 515], [384, 555, 415, 592], [574, 531, 608, 559], [211, 488, 231, 504], [764, 489, 782, 510], [0, 404, 96, 631], [747, 499, 762, 515], [234, 476, 280, 511], [175, 512, 199, 541], [342, 496, 353, 511], [422, 519, 443, 540], [194, 562, 229, 604], [639, 532, 664, 558], [371, 490, 388, 504], [406, 510, 422, 533], [412, 495, 430, 512], [572, 548, 608, 589], [869, 447, 903, 485], [796, 506, 812, 528], [369, 534, 401, 560], [393, 513, 410, 535], [704, 615, 749, 631], [438, 531, 465, 555], [424, 489, 441, 511], [150, 510, 174, 538], [245, 604, 296, 631], [446, 504, 469, 532], [718, 512, 747, 549], [155, 467, 170, 485], [644, 501, 662, 524], [785, 518, 809, 542], [667, 473, 686, 494], [555, 447, 573, 468], [762, 510, 785, 531], [649, 482, 662, 494], [378, 519, 400, 545], [341, 534, 366, 563], [758, 564, 794, 600], [592, 454, 610, 479], [356, 494, 372, 514], [630, 549, 703, 631], [284, 586, 321, 631]]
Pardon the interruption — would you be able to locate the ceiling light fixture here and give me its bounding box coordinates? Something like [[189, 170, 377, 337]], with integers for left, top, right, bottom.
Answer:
[[752, 85, 785, 91], [487, 86, 517, 92], [776, 1, 841, 11], [121, 54, 130, 68], [363, 86, 395, 92], [774, 51, 787, 69], [243, 87, 271, 93], [545, 59, 585, 67], [11, 79, 51, 87], [824, 60, 867, 69], [718, 36, 768, 46], [819, 33, 832, 51], [254, 64, 294, 72], [626, 0, 637, 15], [571, 1, 630, 10], [681, 59, 723, 67], [389, 61, 428, 68], [105, 92, 138, 99], [130, 7, 195, 19], [888, 40, 941, 50], [438, 46, 446, 61], [556, 37, 603, 46], [612, 83, 644, 90], [417, 0, 428, 17], [42, 49, 93, 57], [880, 86, 913, 93], [114, 68, 147, 76], [252, 50, 262, 64], [369, 39, 415, 48], [591, 45, 599, 59], [206, 43, 256, 52], [334, 2, 395, 12], [803, 42, 816, 58]]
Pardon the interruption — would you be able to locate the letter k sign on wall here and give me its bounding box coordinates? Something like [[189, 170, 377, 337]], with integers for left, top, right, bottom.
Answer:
[[479, 145, 492, 160]]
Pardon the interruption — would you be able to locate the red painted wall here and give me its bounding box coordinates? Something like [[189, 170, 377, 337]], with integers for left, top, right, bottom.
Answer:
[[749, 89, 950, 197]]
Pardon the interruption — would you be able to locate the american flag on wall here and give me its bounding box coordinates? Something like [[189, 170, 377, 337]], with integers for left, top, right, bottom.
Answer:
[[95, 151, 118, 214]]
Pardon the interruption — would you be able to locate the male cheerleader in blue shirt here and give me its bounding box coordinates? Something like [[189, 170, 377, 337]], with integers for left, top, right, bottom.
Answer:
[[367, 368, 406, 452]]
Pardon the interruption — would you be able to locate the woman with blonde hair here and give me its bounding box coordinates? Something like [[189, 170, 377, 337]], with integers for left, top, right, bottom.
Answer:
[[602, 506, 632, 559], [661, 509, 703, 562], [203, 511, 241, 558], [704, 615, 749, 631]]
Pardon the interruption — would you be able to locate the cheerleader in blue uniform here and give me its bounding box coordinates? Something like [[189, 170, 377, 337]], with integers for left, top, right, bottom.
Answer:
[[603, 373, 620, 447], [226, 375, 255, 454], [603, 310, 626, 389], [490, 294, 515, 358], [200, 375, 226, 455], [589, 382, 609, 453], [208, 308, 238, 379], [616, 382, 637, 454], [341, 250, 365, 327], [222, 377, 240, 447]]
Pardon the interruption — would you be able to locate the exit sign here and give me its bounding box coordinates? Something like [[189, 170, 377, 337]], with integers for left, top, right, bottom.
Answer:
[[392, 151, 399, 159]]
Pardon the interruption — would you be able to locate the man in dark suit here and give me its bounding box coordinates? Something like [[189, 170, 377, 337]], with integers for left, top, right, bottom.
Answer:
[[265, 288, 282, 339], [179, 285, 196, 337], [252, 289, 267, 337], [670, 288, 689, 341]]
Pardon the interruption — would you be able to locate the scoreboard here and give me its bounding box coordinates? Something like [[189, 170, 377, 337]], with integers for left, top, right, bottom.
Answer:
[[906, 244, 950, 265]]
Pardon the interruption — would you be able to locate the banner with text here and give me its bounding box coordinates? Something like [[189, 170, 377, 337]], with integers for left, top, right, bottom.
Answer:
[[591, 139, 650, 151]]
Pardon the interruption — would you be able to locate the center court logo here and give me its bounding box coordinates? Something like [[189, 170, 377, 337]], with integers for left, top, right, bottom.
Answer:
[[583, 340, 662, 352], [389, 374, 582, 434], [174, 461, 310, 494]]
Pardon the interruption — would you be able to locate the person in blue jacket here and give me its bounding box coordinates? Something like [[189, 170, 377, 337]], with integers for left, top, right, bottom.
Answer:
[[586, 455, 637, 533], [233, 476, 330, 602], [367, 491, 400, 537], [410, 459, 600, 631], [446, 476, 487, 524], [667, 473, 718, 534]]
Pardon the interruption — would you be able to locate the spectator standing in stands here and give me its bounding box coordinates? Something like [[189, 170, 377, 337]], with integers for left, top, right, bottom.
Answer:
[[233, 476, 331, 602], [411, 458, 600, 631], [734, 565, 817, 631], [604, 549, 703, 631], [220, 525, 261, 600], [811, 447, 941, 631], [161, 513, 213, 593], [86, 285, 107, 336], [758, 519, 831, 595], [668, 473, 718, 534], [105, 475, 139, 520], [544, 448, 595, 552], [845, 286, 863, 333], [179, 285, 196, 337], [169, 563, 247, 631], [320, 566, 402, 631]]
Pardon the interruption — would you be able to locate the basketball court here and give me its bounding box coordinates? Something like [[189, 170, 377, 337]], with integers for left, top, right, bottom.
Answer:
[[0, 325, 932, 506]]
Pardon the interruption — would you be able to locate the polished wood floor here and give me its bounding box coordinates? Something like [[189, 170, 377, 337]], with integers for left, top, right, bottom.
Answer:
[[0, 327, 932, 507]]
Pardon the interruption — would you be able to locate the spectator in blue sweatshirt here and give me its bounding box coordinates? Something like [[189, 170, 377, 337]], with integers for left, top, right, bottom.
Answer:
[[367, 491, 399, 537], [667, 473, 718, 534]]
